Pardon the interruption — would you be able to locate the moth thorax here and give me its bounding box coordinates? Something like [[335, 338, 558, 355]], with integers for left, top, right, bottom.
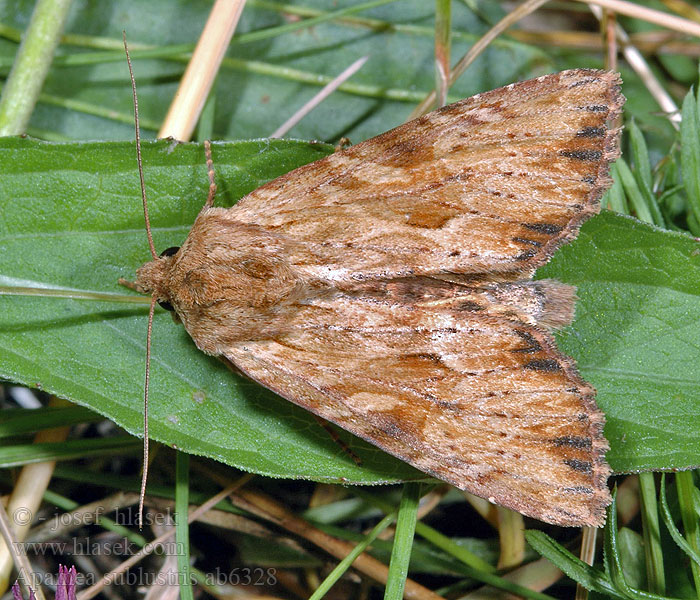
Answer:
[[134, 256, 174, 302]]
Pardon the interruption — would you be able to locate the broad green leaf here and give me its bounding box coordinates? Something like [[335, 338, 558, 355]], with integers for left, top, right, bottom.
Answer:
[[2, 138, 699, 486], [0, 136, 424, 485], [538, 212, 700, 473], [0, 0, 548, 143]]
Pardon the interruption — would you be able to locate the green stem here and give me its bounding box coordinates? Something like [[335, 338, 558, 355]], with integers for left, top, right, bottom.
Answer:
[[236, 0, 401, 45], [0, 0, 73, 135], [175, 452, 194, 600], [434, 0, 451, 107], [676, 471, 700, 598], [308, 511, 396, 600], [384, 483, 420, 600], [639, 472, 665, 594], [0, 285, 151, 304]]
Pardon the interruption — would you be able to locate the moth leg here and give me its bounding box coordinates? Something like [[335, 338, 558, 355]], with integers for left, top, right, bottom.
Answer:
[[334, 137, 351, 152], [203, 139, 217, 209], [312, 414, 363, 466], [221, 356, 251, 379], [118, 277, 139, 291]]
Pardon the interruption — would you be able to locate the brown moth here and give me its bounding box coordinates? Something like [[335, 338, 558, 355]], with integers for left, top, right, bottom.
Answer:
[[131, 69, 623, 527]]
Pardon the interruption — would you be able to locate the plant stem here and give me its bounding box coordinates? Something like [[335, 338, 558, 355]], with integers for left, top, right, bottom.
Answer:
[[0, 0, 73, 135]]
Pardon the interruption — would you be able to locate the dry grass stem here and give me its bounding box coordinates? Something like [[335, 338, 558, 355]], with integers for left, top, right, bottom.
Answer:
[[578, 0, 700, 36], [590, 3, 681, 127], [230, 488, 443, 600], [604, 10, 619, 71], [158, 0, 245, 140], [77, 477, 252, 600], [410, 0, 550, 119], [660, 0, 700, 21], [269, 55, 369, 138], [575, 527, 598, 600], [496, 508, 525, 570], [0, 501, 45, 600], [510, 29, 700, 56], [28, 492, 139, 543], [0, 399, 70, 596]]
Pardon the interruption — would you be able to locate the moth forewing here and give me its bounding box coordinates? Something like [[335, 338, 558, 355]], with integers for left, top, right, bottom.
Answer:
[[134, 69, 623, 526]]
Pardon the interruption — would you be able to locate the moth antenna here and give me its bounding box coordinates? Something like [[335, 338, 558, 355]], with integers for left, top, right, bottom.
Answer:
[[123, 31, 158, 261], [204, 140, 217, 208], [139, 295, 157, 529], [124, 31, 157, 529]]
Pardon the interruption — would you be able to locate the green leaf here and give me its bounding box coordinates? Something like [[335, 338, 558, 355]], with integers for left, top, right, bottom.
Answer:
[[385, 483, 421, 600], [538, 211, 700, 474], [234, 531, 322, 568], [615, 157, 655, 224], [629, 120, 653, 196], [638, 472, 666, 594], [601, 489, 681, 600], [308, 512, 396, 600], [528, 499, 686, 600], [525, 529, 620, 596], [0, 137, 427, 485], [0, 405, 101, 438], [2, 137, 700, 485], [617, 527, 649, 591], [681, 85, 700, 226], [0, 437, 140, 467], [660, 474, 700, 568], [629, 120, 664, 228], [0, 0, 549, 143], [675, 471, 700, 593], [175, 452, 194, 600], [607, 163, 629, 214]]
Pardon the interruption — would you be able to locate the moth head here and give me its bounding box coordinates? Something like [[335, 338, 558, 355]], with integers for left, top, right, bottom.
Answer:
[[132, 246, 180, 310]]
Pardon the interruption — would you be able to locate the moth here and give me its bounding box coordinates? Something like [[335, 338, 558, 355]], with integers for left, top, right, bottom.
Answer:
[[130, 69, 623, 527]]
